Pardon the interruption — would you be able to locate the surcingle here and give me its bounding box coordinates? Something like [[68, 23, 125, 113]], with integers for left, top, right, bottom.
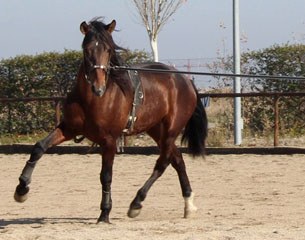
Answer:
[[123, 70, 144, 133]]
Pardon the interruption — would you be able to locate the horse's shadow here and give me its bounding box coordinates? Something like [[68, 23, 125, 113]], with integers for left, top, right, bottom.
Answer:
[[0, 217, 100, 229]]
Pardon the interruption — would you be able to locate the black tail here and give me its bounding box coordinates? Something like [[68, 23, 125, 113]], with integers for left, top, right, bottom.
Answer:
[[181, 90, 208, 157]]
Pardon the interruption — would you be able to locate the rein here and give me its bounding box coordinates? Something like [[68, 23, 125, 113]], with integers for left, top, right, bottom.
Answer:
[[109, 65, 305, 81]]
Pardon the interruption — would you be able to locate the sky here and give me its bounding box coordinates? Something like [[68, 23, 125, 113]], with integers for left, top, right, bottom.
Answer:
[[1, 0, 305, 61]]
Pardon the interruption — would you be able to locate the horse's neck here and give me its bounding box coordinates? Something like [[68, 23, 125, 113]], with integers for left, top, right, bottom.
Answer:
[[112, 71, 134, 97]]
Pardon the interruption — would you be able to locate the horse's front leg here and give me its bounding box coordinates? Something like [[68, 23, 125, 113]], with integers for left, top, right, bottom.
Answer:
[[97, 139, 116, 223], [14, 124, 72, 202]]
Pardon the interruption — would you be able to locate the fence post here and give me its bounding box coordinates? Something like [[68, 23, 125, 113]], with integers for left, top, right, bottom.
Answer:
[[273, 95, 280, 147], [55, 100, 61, 127]]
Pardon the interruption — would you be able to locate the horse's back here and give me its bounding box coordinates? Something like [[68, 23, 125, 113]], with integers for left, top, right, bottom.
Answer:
[[133, 62, 197, 132], [137, 62, 196, 97]]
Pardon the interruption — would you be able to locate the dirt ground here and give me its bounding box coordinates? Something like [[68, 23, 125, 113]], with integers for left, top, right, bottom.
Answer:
[[1, 153, 305, 240]]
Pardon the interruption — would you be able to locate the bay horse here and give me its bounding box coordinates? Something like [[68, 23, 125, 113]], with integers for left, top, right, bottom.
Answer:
[[14, 18, 208, 223]]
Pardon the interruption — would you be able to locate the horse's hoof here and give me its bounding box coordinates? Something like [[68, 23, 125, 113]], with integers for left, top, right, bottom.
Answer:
[[127, 208, 141, 218], [184, 205, 198, 218], [97, 212, 111, 224], [96, 219, 111, 224], [184, 192, 198, 218], [14, 185, 29, 203], [14, 191, 28, 203]]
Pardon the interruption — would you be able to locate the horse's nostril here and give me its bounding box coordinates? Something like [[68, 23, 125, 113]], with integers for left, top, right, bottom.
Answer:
[[97, 88, 104, 96], [92, 85, 105, 97]]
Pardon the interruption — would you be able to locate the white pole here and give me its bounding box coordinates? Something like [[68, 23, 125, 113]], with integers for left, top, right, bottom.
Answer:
[[233, 0, 242, 145]]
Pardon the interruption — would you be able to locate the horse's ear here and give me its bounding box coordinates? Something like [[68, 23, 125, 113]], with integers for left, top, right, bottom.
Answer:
[[106, 20, 116, 34], [80, 21, 89, 35]]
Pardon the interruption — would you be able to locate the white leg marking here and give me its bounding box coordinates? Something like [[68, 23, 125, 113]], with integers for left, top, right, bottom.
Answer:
[[184, 192, 197, 218]]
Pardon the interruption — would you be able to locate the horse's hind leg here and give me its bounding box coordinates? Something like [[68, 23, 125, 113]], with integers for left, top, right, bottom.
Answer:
[[128, 125, 197, 219], [127, 153, 171, 218], [171, 146, 197, 218], [14, 124, 72, 202], [127, 126, 171, 218], [128, 124, 177, 218]]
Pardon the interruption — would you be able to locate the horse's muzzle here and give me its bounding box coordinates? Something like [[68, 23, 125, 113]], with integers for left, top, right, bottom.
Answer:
[[92, 85, 106, 97]]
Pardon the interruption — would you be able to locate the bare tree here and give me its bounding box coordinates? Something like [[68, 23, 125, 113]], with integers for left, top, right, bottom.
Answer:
[[132, 0, 186, 62]]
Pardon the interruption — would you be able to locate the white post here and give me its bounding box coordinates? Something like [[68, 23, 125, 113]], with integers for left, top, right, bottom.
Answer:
[[233, 0, 242, 145]]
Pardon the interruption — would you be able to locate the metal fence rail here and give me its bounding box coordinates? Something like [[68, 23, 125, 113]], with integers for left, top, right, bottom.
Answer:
[[1, 92, 305, 147], [199, 92, 305, 146]]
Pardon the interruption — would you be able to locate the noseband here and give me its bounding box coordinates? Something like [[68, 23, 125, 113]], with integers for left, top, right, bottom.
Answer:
[[84, 63, 109, 82], [84, 62, 110, 97], [84, 56, 111, 97], [93, 64, 108, 71]]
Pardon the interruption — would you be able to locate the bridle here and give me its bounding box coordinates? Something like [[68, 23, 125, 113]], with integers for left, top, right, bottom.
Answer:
[[83, 41, 112, 96]]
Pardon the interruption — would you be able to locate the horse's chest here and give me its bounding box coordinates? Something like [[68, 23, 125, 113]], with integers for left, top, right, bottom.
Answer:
[[83, 109, 126, 139], [64, 93, 130, 142]]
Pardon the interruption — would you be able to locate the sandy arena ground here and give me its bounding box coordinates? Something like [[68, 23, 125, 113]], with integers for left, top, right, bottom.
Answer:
[[0, 153, 305, 240]]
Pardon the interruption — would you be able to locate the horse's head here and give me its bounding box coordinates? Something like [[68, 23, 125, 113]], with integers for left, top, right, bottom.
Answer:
[[80, 19, 116, 97]]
